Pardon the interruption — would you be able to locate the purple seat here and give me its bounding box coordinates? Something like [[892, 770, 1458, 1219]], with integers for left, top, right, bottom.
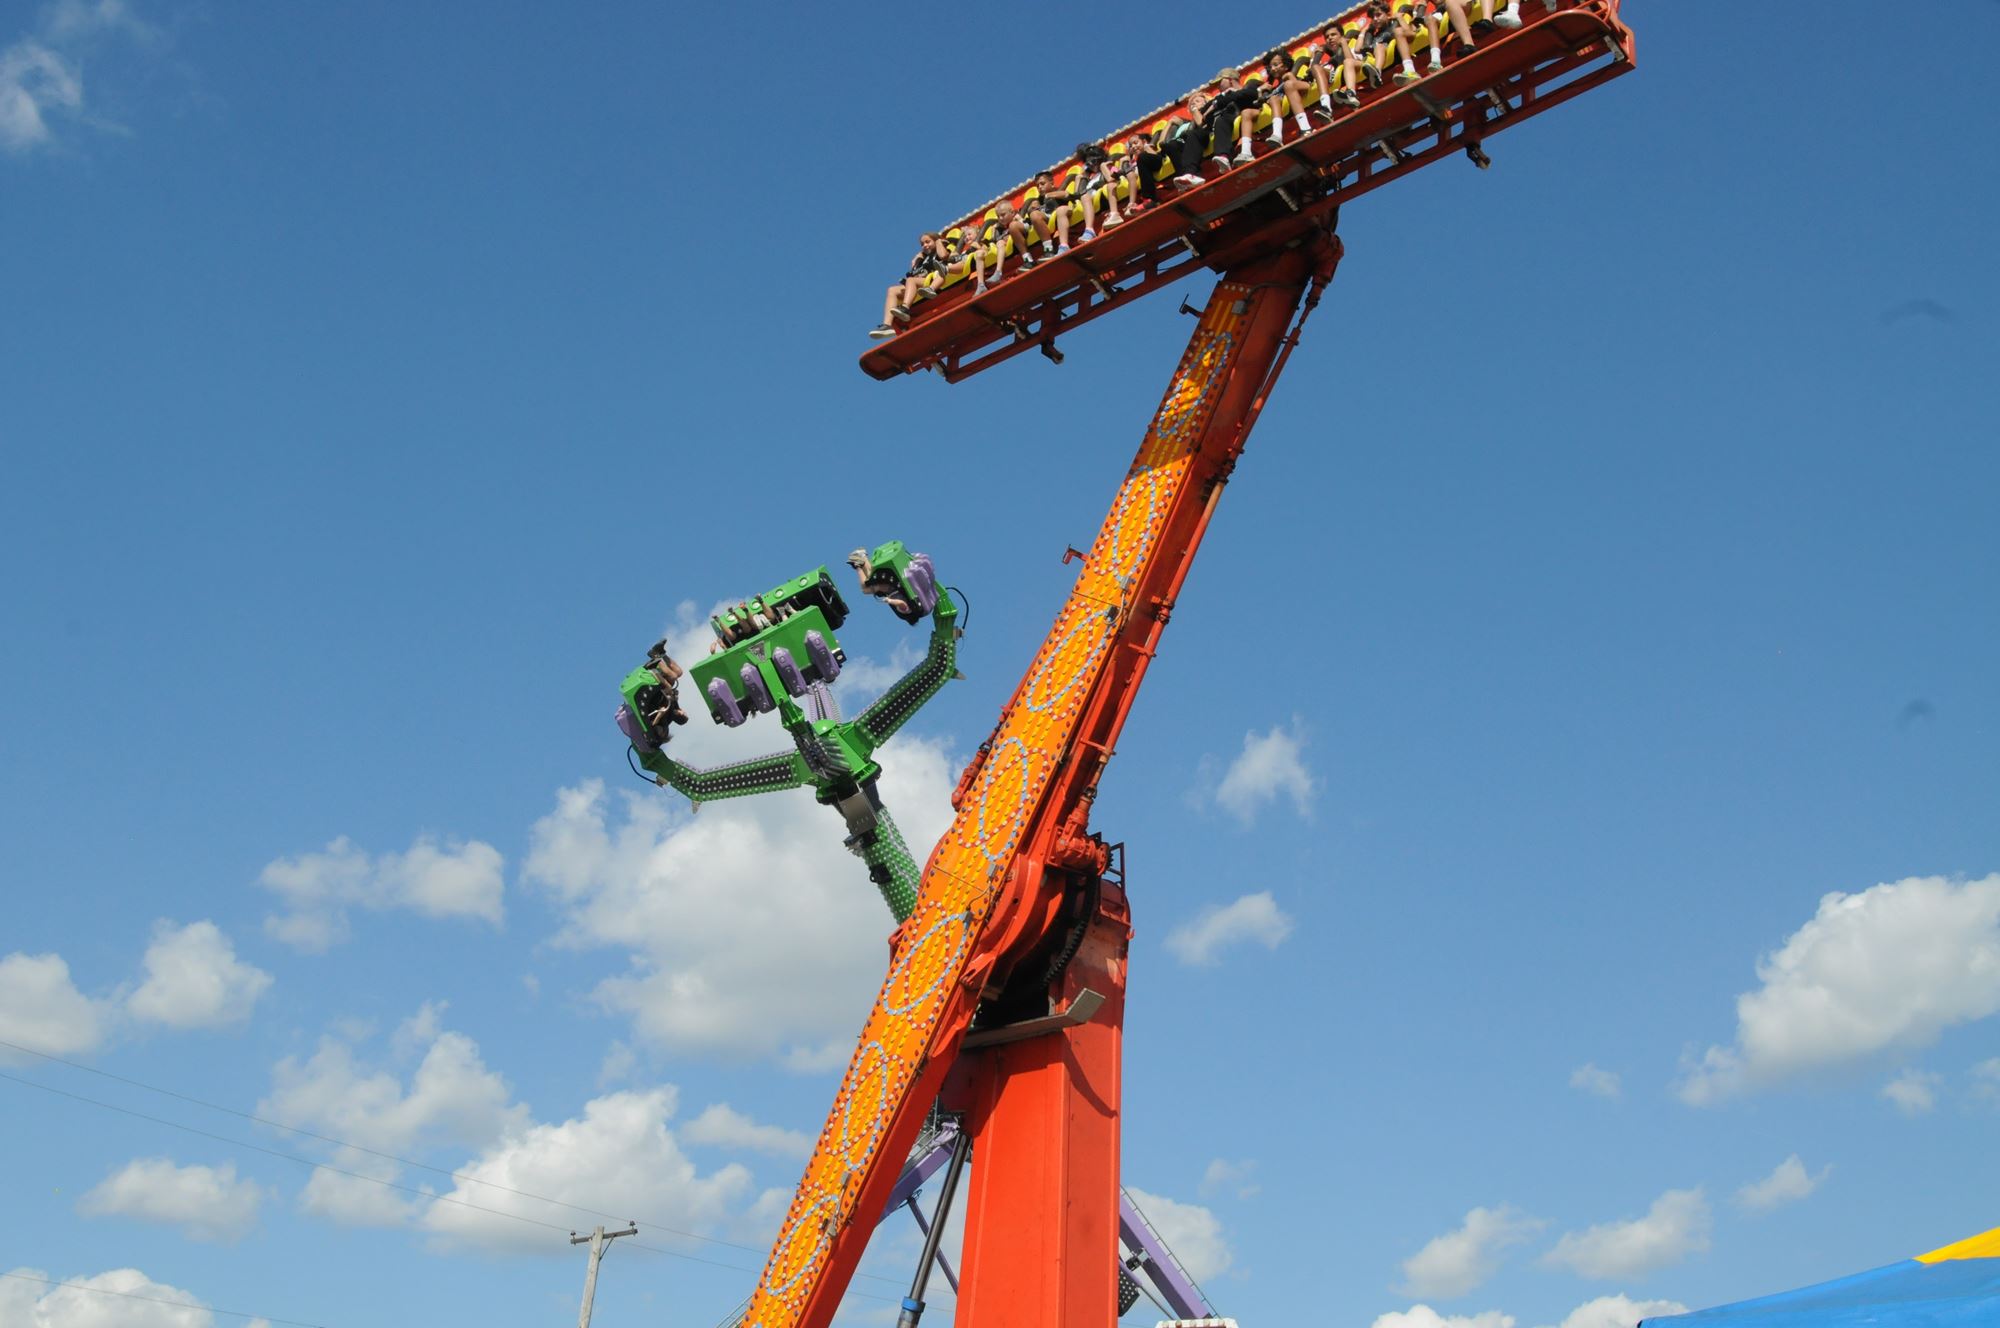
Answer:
[[707, 677, 745, 727], [614, 703, 656, 753]]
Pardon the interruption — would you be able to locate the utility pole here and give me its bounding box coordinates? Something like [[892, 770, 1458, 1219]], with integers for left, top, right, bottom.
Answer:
[[570, 1223, 638, 1328]]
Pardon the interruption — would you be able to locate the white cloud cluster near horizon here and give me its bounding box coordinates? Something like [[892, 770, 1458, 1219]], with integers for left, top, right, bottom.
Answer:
[[1734, 1155, 1828, 1214], [1678, 874, 2000, 1104], [1370, 1295, 1690, 1328], [1372, 1306, 1516, 1328], [683, 1102, 811, 1159], [1198, 718, 1318, 824], [0, 1264, 262, 1328], [1164, 890, 1294, 967], [78, 1158, 264, 1243], [1125, 1187, 1233, 1284], [1402, 1205, 1547, 1299], [0, 921, 272, 1061], [1546, 1294, 1691, 1328], [1543, 1188, 1711, 1280], [422, 1086, 753, 1253], [254, 1006, 783, 1254], [257, 834, 505, 952]]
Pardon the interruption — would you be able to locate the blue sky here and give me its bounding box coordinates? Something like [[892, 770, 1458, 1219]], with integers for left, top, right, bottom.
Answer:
[[3, 2, 1997, 1327]]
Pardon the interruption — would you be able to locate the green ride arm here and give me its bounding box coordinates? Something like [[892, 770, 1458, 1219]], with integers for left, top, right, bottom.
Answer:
[[636, 746, 813, 802], [854, 596, 961, 751], [856, 807, 922, 922]]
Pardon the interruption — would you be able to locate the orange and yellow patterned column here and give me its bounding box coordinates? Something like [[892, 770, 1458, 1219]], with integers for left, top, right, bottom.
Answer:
[[741, 286, 1256, 1328]]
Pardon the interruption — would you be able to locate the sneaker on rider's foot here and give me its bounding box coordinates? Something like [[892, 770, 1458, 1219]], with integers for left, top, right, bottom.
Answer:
[[1493, 7, 1522, 27], [868, 324, 894, 339], [1174, 172, 1205, 187], [1231, 145, 1256, 164], [1080, 228, 1097, 242]]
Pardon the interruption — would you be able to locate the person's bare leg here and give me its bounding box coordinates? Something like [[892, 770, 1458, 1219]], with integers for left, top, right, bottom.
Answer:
[[1446, 0, 1475, 46], [881, 284, 900, 325], [1052, 206, 1071, 250], [1008, 217, 1033, 264]]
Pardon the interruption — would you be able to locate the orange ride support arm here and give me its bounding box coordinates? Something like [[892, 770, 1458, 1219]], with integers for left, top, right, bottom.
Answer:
[[739, 231, 1340, 1328]]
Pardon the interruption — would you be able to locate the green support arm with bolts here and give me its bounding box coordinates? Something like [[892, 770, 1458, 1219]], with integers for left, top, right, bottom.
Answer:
[[616, 542, 962, 922]]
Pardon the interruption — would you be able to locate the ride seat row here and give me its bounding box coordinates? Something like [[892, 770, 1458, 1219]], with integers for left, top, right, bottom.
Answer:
[[921, 0, 1528, 297]]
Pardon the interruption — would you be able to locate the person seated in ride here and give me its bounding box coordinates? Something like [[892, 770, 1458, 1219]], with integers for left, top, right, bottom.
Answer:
[[1256, 48, 1316, 147], [1354, 3, 1400, 86], [1201, 69, 1268, 168], [929, 226, 988, 296], [984, 199, 1038, 283], [1312, 24, 1364, 109], [1135, 105, 1209, 201], [1392, 1, 1468, 77], [845, 549, 921, 624], [630, 646, 689, 747], [1073, 142, 1124, 235], [872, 232, 947, 340], [1023, 170, 1078, 257]]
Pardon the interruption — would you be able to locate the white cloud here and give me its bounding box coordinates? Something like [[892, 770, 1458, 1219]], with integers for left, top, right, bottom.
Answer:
[[1543, 1189, 1711, 1280], [1125, 1188, 1231, 1284], [0, 952, 108, 1057], [297, 1151, 416, 1229], [1199, 1157, 1259, 1199], [257, 834, 505, 951], [1373, 1307, 1515, 1328], [1570, 1064, 1622, 1100], [1678, 874, 2000, 1104], [1, 0, 155, 156], [1973, 1058, 2000, 1107], [0, 40, 80, 152], [261, 1013, 526, 1158], [77, 1158, 263, 1243], [1544, 1293, 1690, 1328], [1734, 1155, 1828, 1214], [1205, 719, 1317, 824], [43, 0, 152, 44], [422, 1088, 752, 1253], [597, 1040, 637, 1089], [682, 1103, 810, 1159], [1881, 1068, 1940, 1117], [1164, 891, 1294, 967], [1402, 1206, 1546, 1299], [0, 1266, 223, 1327], [124, 922, 271, 1031], [523, 740, 956, 1062]]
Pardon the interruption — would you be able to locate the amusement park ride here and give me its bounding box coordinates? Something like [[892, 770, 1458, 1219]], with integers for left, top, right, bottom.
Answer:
[[618, 3, 1634, 1325]]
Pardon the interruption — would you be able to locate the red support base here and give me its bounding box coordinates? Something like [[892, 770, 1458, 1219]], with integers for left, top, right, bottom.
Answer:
[[946, 878, 1133, 1328]]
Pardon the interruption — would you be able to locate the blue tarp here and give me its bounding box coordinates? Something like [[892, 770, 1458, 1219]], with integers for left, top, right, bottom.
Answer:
[[1644, 1255, 2000, 1327]]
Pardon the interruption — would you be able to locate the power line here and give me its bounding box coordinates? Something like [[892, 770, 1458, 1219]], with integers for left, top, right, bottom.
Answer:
[[0, 1062, 912, 1300], [0, 1269, 329, 1327]]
